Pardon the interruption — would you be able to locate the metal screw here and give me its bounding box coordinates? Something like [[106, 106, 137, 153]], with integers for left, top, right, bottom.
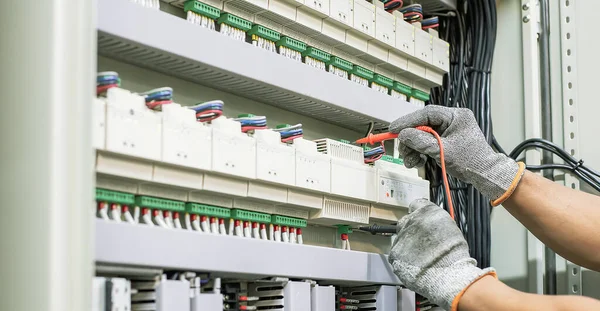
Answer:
[[522, 3, 530, 10], [523, 15, 531, 23]]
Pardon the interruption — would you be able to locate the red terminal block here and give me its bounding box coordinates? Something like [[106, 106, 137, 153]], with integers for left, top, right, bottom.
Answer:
[[341, 233, 349, 241], [297, 228, 302, 235]]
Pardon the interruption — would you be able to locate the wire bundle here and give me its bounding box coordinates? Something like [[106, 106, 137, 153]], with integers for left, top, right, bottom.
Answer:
[[509, 138, 600, 192], [426, 0, 498, 268], [273, 124, 303, 143], [364, 145, 385, 163], [422, 16, 440, 30], [96, 71, 121, 96], [140, 87, 173, 111], [383, 0, 403, 13], [400, 4, 423, 23], [234, 114, 267, 133], [188, 100, 224, 122]]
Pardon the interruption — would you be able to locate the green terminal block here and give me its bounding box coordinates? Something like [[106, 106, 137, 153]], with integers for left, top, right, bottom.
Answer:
[[217, 13, 252, 32], [238, 113, 255, 118], [302, 47, 331, 63], [183, 1, 221, 20], [135, 196, 185, 212], [326, 56, 353, 72], [186, 203, 231, 218], [372, 74, 394, 89], [336, 225, 353, 234], [271, 215, 307, 228], [276, 36, 307, 53], [339, 139, 352, 144], [381, 155, 404, 165], [351, 65, 375, 80], [277, 124, 291, 129], [393, 81, 413, 96], [248, 25, 281, 42], [96, 188, 135, 205], [411, 89, 431, 101], [231, 209, 271, 223]]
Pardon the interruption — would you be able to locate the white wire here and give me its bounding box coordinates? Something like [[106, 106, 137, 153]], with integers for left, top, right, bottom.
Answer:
[[154, 214, 169, 229], [260, 227, 268, 240], [269, 224, 275, 241], [210, 220, 218, 234], [174, 218, 183, 229], [235, 225, 243, 237], [185, 214, 192, 231], [98, 203, 109, 221], [272, 123, 302, 132], [228, 219, 234, 235], [346, 239, 352, 251], [201, 220, 209, 233], [133, 206, 140, 223], [192, 218, 202, 232], [274, 229, 282, 242], [110, 207, 122, 223], [123, 210, 135, 224], [219, 222, 227, 235], [164, 212, 174, 229], [297, 233, 303, 245], [142, 213, 154, 226], [289, 230, 297, 244], [252, 226, 260, 239], [244, 225, 251, 238], [282, 230, 289, 243]]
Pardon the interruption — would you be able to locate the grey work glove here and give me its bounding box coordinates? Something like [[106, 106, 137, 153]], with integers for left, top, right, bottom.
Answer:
[[389, 105, 522, 202], [389, 199, 496, 311]]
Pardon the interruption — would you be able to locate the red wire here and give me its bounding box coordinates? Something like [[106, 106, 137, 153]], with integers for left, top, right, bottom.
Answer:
[[241, 125, 267, 133], [384, 0, 403, 12], [146, 100, 172, 110], [96, 84, 119, 94], [281, 134, 303, 143], [196, 109, 223, 122], [416, 126, 455, 220], [422, 24, 440, 30]]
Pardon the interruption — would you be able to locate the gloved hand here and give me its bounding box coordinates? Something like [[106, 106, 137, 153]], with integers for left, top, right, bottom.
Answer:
[[389, 199, 496, 311], [389, 105, 524, 203]]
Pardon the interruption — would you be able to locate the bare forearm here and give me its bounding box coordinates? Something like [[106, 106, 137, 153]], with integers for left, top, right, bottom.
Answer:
[[503, 171, 600, 270], [460, 276, 600, 311]]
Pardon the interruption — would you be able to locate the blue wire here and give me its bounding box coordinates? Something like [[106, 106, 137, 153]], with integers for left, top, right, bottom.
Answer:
[[189, 104, 224, 112], [97, 75, 119, 83], [279, 129, 303, 137], [145, 91, 173, 100], [145, 95, 173, 102]]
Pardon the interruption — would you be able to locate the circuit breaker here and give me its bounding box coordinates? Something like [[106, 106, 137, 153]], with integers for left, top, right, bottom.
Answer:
[[375, 6, 395, 47], [161, 104, 212, 170], [414, 27, 433, 64], [294, 138, 331, 193], [329, 0, 353, 27], [432, 36, 450, 72], [395, 17, 415, 56], [352, 0, 376, 38], [254, 129, 296, 186], [210, 117, 257, 179], [105, 87, 162, 161], [375, 159, 430, 207]]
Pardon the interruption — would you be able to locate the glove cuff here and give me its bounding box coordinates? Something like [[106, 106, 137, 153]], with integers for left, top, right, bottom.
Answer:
[[449, 268, 497, 311], [490, 161, 526, 207]]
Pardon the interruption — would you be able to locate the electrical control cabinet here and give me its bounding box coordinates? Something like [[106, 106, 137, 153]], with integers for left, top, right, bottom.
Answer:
[[268, 0, 300, 21], [254, 129, 296, 186], [191, 293, 223, 311], [375, 6, 395, 47], [311, 285, 335, 311], [105, 88, 162, 161], [93, 98, 106, 150], [352, 0, 376, 38], [249, 281, 311, 311], [161, 104, 212, 170], [210, 118, 257, 179], [294, 138, 331, 193]]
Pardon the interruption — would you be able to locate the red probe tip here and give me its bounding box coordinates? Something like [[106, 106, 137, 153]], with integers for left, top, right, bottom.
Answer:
[[355, 132, 399, 145]]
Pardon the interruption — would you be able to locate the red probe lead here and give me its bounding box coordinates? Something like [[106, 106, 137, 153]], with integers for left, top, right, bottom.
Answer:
[[355, 126, 455, 220]]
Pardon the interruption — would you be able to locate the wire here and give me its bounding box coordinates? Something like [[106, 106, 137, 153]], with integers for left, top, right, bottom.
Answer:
[[384, 0, 403, 12], [140, 87, 173, 111], [189, 100, 224, 122]]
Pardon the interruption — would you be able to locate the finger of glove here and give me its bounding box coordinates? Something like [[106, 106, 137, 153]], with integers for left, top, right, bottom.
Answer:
[[398, 128, 441, 160], [409, 198, 437, 213], [389, 105, 454, 134], [403, 151, 427, 168]]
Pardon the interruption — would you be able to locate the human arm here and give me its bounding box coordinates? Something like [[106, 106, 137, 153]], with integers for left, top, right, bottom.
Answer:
[[459, 275, 600, 311], [390, 105, 600, 271], [503, 170, 600, 271], [389, 199, 600, 311]]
